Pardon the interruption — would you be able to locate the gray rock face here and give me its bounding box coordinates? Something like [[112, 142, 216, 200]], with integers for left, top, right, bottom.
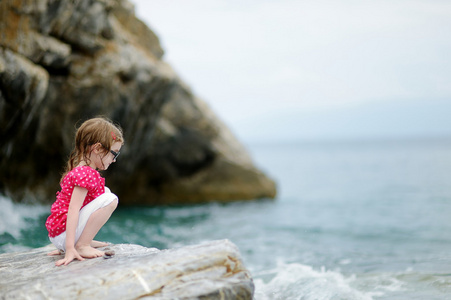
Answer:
[[0, 0, 276, 205], [0, 240, 254, 299]]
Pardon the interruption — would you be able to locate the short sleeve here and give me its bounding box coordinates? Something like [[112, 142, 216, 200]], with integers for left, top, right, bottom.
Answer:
[[69, 167, 96, 190]]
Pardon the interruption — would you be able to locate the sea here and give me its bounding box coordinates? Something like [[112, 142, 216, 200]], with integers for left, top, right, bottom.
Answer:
[[1, 137, 451, 299]]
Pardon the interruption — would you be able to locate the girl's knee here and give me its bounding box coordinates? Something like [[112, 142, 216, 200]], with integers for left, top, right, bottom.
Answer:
[[109, 198, 118, 210]]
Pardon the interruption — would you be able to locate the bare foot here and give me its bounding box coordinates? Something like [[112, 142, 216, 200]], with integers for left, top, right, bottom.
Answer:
[[47, 249, 62, 256], [76, 245, 104, 259], [91, 240, 110, 248]]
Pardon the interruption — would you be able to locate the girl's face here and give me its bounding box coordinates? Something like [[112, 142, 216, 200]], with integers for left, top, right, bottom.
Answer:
[[93, 141, 122, 170]]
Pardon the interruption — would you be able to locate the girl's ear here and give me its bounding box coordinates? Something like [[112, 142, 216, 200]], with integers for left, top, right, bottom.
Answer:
[[92, 143, 103, 154]]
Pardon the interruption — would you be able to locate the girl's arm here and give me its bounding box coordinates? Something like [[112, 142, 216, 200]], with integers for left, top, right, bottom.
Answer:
[[55, 186, 88, 266]]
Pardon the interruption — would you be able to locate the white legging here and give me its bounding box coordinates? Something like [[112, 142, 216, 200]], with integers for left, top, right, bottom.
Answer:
[[49, 187, 118, 251]]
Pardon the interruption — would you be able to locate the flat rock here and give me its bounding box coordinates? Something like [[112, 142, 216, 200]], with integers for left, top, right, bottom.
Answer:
[[0, 240, 254, 299]]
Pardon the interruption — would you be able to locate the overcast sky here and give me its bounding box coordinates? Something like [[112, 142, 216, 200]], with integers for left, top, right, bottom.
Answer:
[[132, 0, 451, 142]]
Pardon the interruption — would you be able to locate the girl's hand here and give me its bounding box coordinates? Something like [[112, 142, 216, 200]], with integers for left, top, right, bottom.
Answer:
[[55, 248, 85, 266]]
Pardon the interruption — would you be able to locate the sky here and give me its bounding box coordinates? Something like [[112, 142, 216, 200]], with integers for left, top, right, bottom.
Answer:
[[132, 0, 451, 142]]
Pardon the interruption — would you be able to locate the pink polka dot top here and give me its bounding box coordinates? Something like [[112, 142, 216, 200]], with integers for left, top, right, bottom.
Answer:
[[45, 166, 105, 238]]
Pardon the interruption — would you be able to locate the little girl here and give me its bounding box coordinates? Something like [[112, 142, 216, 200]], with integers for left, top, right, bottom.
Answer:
[[46, 117, 124, 266]]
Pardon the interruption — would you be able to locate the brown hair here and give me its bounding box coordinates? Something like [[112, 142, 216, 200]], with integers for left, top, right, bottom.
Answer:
[[61, 117, 124, 182]]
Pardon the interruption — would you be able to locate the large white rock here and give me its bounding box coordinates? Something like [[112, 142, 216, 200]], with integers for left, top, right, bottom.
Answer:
[[0, 240, 254, 299]]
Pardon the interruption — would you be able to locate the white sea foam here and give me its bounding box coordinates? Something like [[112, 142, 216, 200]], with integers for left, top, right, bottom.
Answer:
[[253, 262, 389, 300], [0, 195, 48, 239]]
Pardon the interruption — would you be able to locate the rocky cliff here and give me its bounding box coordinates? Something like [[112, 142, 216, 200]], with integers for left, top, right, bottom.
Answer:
[[0, 239, 254, 299], [0, 0, 276, 205]]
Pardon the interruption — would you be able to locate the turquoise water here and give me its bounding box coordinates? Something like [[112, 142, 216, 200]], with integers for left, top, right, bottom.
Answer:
[[1, 138, 451, 299]]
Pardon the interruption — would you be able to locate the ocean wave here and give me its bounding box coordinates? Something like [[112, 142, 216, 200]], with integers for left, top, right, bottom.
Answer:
[[253, 261, 404, 300], [0, 195, 48, 250]]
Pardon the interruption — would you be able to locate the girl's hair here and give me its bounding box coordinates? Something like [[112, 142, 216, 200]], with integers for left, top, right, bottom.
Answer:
[[61, 117, 124, 182]]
